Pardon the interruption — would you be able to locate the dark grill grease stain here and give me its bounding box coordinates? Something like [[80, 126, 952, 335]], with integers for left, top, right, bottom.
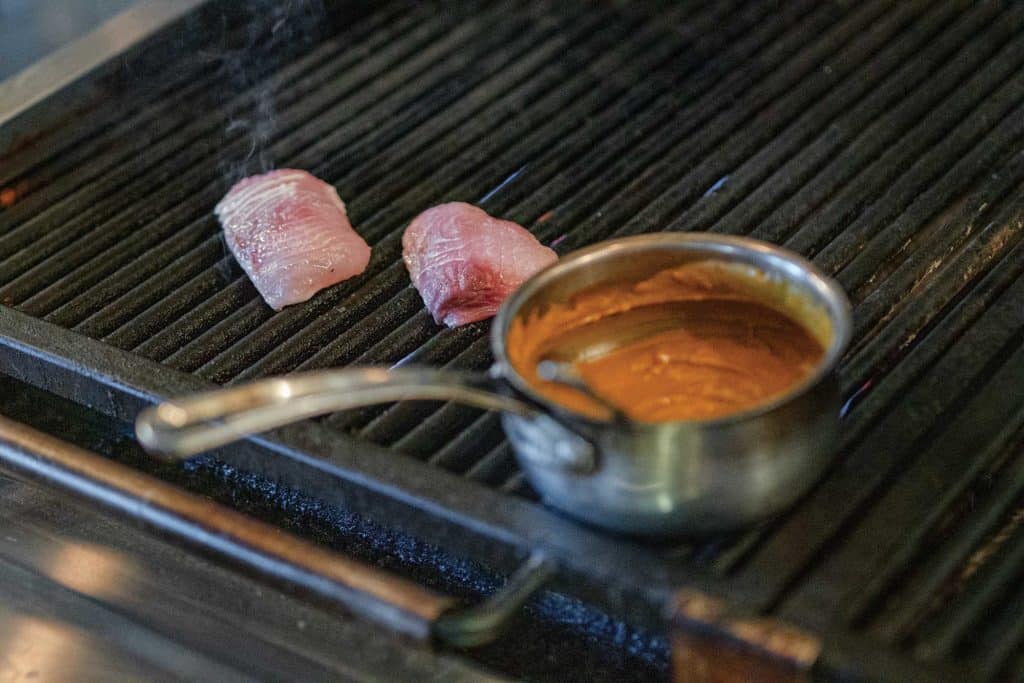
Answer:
[[0, 374, 668, 682]]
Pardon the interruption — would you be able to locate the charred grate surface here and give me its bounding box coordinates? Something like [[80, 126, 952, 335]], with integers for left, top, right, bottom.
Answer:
[[2, 0, 1024, 676]]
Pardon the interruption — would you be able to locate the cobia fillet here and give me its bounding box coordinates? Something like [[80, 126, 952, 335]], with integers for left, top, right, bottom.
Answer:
[[214, 169, 371, 310], [402, 202, 557, 327]]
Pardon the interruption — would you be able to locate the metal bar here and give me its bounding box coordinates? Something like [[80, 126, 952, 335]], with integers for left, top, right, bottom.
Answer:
[[126, 4, 552, 367], [559, 0, 918, 250], [709, 182, 1024, 603], [411, 402, 504, 464], [813, 66, 1024, 281], [777, 339, 1024, 632], [913, 512, 1024, 661], [613, 0, 947, 241], [327, 0, 921, 438], [345, 0, 977, 454], [7, 3, 415, 309], [310, 0, 804, 437], [167, 1, 702, 379], [434, 552, 557, 648], [0, 3, 479, 301], [972, 577, 1024, 680], [838, 140, 1024, 307], [731, 248, 1024, 611], [867, 433, 1024, 644], [683, 0, 1002, 242], [44, 0, 770, 385], [670, 590, 820, 683], [738, 4, 1023, 249], [843, 189, 1024, 396], [851, 410, 1024, 634], [0, 414, 453, 641], [669, 593, 966, 682], [117, 0, 761, 385], [783, 36, 1024, 258], [354, 335, 493, 440], [0, 47, 219, 210]]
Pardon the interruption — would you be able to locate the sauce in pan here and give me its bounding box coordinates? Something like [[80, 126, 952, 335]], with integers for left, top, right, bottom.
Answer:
[[507, 260, 826, 422]]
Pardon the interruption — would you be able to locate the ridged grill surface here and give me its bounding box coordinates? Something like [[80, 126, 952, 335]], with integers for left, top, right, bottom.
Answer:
[[2, 0, 1024, 676]]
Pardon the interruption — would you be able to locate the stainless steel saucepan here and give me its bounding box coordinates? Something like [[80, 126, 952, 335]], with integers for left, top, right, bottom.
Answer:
[[136, 233, 852, 537]]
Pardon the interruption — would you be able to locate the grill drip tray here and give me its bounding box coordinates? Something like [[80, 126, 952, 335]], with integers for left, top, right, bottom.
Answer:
[[1, 1, 1023, 680]]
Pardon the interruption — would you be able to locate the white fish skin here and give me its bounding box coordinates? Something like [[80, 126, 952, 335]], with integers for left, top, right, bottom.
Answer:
[[402, 202, 557, 327], [215, 169, 371, 310]]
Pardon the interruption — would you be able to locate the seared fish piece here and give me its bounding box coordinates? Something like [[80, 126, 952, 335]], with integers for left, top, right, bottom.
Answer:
[[402, 202, 556, 327], [215, 169, 370, 310]]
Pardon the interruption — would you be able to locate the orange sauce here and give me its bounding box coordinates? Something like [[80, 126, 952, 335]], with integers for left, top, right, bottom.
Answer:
[[507, 261, 826, 422]]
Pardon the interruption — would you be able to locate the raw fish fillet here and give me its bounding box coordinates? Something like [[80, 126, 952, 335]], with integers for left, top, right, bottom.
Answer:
[[214, 169, 371, 310], [402, 202, 557, 327]]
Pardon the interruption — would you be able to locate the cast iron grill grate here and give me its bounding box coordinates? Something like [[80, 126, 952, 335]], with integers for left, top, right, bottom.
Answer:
[[2, 0, 1023, 678]]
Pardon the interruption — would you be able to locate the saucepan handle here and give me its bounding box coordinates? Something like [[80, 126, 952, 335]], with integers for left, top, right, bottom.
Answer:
[[136, 367, 540, 460]]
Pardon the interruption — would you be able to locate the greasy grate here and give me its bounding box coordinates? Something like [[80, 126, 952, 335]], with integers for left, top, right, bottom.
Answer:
[[2, 0, 1024, 678]]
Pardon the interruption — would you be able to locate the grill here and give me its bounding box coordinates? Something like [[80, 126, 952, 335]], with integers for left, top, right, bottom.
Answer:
[[2, 0, 1024, 679]]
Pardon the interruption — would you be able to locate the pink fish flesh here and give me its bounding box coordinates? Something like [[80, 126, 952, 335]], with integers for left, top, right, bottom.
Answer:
[[402, 202, 557, 327], [214, 169, 371, 310]]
